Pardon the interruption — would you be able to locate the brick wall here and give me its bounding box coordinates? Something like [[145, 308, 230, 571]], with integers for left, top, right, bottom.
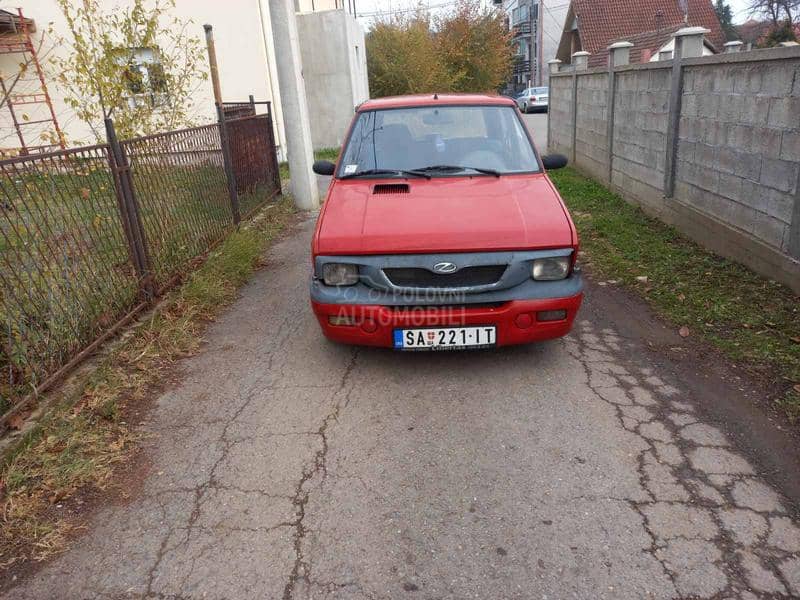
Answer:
[[548, 46, 800, 292]]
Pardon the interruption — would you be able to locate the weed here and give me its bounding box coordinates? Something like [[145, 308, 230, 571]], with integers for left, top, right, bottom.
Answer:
[[550, 168, 800, 422], [0, 195, 296, 569]]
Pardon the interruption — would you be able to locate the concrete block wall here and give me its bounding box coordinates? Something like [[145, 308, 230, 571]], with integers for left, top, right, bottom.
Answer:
[[612, 68, 671, 215], [549, 46, 800, 292], [548, 74, 573, 154], [676, 58, 799, 257], [574, 73, 609, 182]]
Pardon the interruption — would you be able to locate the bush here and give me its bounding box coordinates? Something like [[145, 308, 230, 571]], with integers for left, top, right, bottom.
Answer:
[[366, 0, 513, 97]]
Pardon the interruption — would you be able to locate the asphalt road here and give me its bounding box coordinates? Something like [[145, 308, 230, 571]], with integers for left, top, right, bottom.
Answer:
[[522, 110, 549, 151], [5, 211, 800, 600]]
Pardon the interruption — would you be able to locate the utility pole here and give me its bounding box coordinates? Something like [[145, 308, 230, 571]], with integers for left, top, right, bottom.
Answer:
[[538, 0, 544, 86], [529, 0, 535, 88], [203, 24, 223, 106], [269, 0, 320, 210]]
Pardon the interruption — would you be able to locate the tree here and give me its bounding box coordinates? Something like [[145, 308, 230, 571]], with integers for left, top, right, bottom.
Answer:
[[366, 12, 458, 97], [366, 0, 513, 98], [747, 0, 798, 27], [758, 18, 799, 44], [53, 0, 208, 141], [435, 1, 514, 93], [714, 0, 739, 40]]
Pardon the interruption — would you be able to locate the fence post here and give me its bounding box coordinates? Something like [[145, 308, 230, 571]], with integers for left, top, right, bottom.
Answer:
[[546, 59, 561, 153], [663, 27, 709, 198], [789, 170, 800, 259], [105, 117, 154, 300], [217, 103, 241, 225], [606, 42, 631, 184], [570, 51, 589, 166]]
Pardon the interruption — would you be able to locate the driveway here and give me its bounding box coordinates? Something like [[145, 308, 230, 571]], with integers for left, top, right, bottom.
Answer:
[[4, 115, 800, 600], [522, 111, 549, 151], [4, 219, 800, 598]]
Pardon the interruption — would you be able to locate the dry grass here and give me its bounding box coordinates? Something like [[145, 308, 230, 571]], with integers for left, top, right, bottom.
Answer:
[[0, 196, 296, 571]]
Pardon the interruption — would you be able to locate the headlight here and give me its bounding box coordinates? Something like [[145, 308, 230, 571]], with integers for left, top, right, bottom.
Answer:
[[532, 256, 570, 280], [322, 263, 359, 286]]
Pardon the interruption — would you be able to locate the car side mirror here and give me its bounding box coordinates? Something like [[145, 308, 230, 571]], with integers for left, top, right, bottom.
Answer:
[[313, 160, 336, 176], [541, 154, 568, 170]]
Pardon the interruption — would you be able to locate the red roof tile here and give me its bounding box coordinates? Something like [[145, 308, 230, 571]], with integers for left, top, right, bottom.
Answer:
[[568, 0, 726, 66], [599, 25, 684, 64]]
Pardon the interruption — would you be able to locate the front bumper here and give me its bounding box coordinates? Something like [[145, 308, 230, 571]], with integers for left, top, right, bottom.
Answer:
[[310, 273, 584, 348]]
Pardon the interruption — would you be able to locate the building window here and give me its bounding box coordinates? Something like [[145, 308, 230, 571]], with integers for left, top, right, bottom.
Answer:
[[118, 47, 168, 108]]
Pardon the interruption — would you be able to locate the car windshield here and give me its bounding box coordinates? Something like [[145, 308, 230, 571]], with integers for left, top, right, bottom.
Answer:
[[532, 87, 548, 94], [337, 105, 539, 178]]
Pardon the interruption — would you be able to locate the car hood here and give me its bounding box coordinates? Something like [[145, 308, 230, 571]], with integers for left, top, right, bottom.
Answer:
[[315, 174, 575, 255]]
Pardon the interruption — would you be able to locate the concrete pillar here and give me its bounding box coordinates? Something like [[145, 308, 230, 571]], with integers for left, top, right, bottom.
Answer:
[[662, 28, 707, 198], [607, 41, 633, 67], [547, 59, 562, 74], [269, 0, 319, 210], [672, 26, 710, 59], [572, 51, 590, 70], [724, 40, 743, 53], [606, 43, 631, 183]]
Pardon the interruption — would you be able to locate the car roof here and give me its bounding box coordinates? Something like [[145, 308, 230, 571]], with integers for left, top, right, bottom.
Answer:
[[357, 93, 516, 112]]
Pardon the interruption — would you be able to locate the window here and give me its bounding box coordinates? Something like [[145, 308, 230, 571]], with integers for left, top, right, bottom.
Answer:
[[338, 105, 540, 177], [118, 47, 168, 108]]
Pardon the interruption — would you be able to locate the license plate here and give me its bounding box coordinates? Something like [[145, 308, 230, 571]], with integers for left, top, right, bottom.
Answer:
[[394, 326, 496, 350]]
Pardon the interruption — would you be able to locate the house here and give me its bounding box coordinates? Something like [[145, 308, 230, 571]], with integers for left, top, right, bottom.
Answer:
[[501, 0, 570, 92], [0, 1, 368, 157], [555, 0, 726, 67], [737, 18, 800, 48]]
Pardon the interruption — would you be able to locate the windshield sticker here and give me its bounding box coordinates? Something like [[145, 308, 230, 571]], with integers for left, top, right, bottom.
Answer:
[[344, 164, 358, 174]]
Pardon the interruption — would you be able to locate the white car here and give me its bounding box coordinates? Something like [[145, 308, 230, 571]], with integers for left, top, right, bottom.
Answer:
[[515, 87, 549, 113]]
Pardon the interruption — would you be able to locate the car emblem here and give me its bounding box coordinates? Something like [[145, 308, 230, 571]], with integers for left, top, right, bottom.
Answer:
[[432, 262, 457, 274]]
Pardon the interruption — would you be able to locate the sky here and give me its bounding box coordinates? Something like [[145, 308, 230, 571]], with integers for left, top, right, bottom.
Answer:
[[350, 0, 756, 27]]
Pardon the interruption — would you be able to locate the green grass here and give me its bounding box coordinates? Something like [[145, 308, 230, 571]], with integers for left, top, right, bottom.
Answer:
[[549, 168, 800, 422], [0, 195, 296, 569], [279, 147, 340, 182]]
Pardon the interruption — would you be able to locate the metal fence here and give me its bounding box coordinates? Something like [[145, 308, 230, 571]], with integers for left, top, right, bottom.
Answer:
[[0, 111, 281, 422], [226, 114, 281, 217]]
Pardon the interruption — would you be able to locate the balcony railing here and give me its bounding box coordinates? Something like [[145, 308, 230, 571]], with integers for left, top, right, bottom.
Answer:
[[512, 21, 531, 37], [513, 58, 531, 74]]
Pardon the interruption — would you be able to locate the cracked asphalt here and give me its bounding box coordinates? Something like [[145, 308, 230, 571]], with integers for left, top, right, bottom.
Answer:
[[4, 214, 800, 600]]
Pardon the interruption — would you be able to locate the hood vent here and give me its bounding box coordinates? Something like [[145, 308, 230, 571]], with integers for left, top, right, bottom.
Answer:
[[373, 183, 409, 195]]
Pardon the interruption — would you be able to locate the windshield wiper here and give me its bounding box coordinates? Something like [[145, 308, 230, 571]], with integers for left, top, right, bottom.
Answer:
[[339, 168, 431, 180], [411, 165, 502, 177]]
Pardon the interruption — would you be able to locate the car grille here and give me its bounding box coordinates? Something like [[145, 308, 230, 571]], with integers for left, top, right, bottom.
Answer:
[[383, 265, 506, 288]]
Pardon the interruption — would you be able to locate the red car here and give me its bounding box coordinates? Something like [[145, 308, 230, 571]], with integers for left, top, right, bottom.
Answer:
[[310, 94, 583, 350]]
